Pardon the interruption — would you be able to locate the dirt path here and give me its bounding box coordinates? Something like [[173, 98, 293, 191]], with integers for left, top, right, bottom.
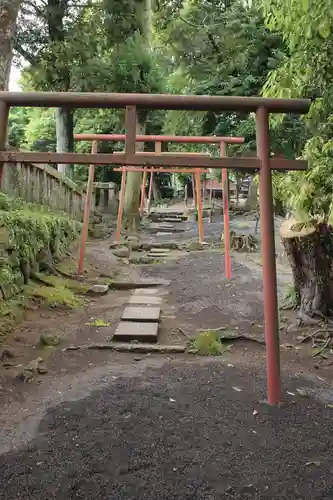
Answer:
[[1, 211, 333, 498]]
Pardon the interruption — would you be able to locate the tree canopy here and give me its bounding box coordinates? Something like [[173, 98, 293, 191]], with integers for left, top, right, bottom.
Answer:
[[4, 0, 333, 221]]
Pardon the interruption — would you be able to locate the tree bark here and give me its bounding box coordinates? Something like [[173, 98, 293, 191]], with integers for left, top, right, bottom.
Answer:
[[122, 0, 152, 231], [123, 118, 145, 232], [0, 0, 22, 90], [280, 218, 333, 321], [46, 0, 74, 174], [56, 107, 74, 174]]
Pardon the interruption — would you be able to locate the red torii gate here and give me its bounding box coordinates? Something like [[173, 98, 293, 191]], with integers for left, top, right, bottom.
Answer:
[[74, 133, 245, 281], [0, 91, 310, 405]]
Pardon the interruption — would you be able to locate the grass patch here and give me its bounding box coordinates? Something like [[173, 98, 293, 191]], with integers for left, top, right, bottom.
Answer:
[[188, 331, 228, 356]]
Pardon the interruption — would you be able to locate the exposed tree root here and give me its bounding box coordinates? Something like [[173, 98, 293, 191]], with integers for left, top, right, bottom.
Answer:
[[222, 231, 259, 252], [296, 327, 333, 358]]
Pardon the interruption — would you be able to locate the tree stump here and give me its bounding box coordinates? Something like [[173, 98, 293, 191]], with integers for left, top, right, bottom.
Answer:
[[280, 218, 333, 321]]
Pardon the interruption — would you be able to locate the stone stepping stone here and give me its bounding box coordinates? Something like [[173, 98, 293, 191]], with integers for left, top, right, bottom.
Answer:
[[147, 253, 170, 258], [150, 248, 171, 253], [153, 226, 175, 231], [133, 288, 161, 296], [128, 295, 162, 305], [163, 218, 184, 223], [113, 321, 159, 342], [121, 306, 161, 322], [139, 278, 171, 286], [149, 223, 175, 229]]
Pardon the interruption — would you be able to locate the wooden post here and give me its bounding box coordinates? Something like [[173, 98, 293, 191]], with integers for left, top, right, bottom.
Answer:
[[220, 142, 231, 280], [192, 173, 196, 207], [195, 169, 204, 243], [115, 167, 127, 242], [256, 106, 281, 405], [77, 140, 97, 275], [140, 169, 147, 214], [0, 101, 9, 187], [147, 172, 153, 213]]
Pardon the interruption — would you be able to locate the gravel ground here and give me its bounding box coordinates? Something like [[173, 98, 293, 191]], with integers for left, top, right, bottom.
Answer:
[[0, 359, 333, 500], [141, 250, 265, 339], [1, 212, 328, 500]]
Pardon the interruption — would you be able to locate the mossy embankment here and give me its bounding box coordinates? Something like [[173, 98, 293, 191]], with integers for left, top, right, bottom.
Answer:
[[0, 192, 83, 340]]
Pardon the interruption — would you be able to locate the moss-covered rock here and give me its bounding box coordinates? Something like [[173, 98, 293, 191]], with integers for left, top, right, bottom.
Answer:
[[0, 191, 81, 300]]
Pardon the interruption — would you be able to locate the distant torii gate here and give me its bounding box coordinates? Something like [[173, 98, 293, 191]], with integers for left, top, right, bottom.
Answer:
[[74, 133, 245, 281], [0, 91, 310, 405]]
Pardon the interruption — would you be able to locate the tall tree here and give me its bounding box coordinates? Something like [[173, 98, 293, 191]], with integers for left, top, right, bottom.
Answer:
[[0, 0, 22, 90], [122, 0, 154, 231], [14, 0, 92, 172], [262, 0, 333, 321]]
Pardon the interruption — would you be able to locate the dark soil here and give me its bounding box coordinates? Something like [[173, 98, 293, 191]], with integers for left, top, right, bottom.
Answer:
[[1, 359, 333, 499]]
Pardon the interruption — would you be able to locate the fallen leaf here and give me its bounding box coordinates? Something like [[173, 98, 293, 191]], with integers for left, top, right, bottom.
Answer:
[[232, 387, 243, 392]]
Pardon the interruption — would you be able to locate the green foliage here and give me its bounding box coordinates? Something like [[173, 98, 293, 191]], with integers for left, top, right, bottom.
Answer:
[[262, 0, 333, 219], [158, 0, 306, 191]]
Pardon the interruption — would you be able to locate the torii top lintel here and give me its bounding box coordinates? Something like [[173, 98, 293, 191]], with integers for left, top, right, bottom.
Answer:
[[0, 91, 310, 114]]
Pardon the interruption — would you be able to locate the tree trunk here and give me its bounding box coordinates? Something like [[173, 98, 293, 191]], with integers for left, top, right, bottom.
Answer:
[[122, 0, 152, 232], [56, 108, 74, 174], [0, 0, 22, 90], [123, 118, 145, 232], [280, 218, 333, 322]]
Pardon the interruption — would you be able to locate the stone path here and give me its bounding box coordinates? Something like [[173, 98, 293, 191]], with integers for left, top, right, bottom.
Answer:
[[113, 283, 171, 343]]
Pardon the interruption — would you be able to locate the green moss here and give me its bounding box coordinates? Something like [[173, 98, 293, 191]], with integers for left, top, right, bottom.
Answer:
[[87, 319, 111, 327], [0, 191, 82, 302], [45, 275, 88, 294], [0, 191, 81, 262], [188, 331, 225, 356], [25, 282, 83, 309], [0, 296, 25, 343]]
